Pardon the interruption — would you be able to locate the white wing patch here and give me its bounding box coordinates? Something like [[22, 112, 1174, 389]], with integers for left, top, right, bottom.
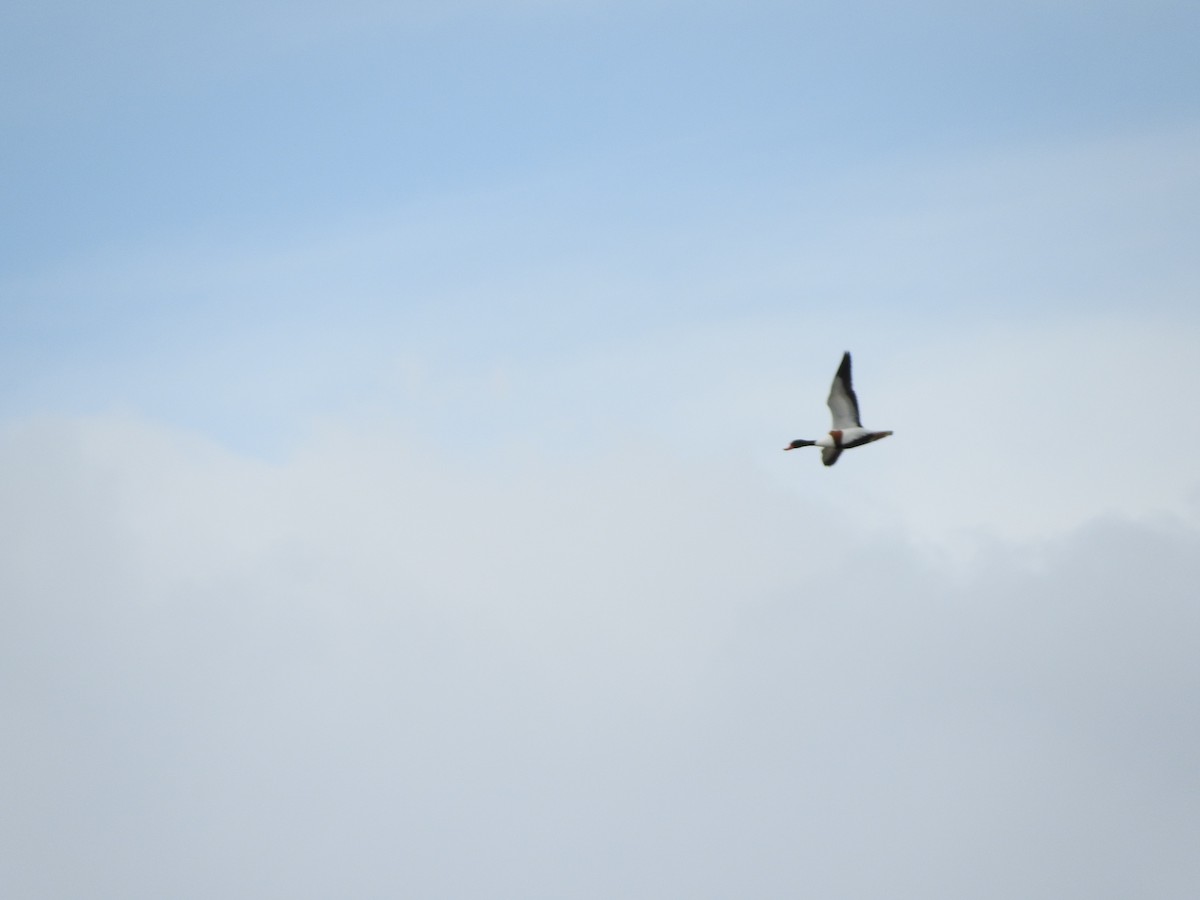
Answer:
[[826, 352, 862, 429]]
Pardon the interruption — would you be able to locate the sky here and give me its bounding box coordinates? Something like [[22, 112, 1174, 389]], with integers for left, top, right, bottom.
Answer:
[[3, 1, 1200, 897]]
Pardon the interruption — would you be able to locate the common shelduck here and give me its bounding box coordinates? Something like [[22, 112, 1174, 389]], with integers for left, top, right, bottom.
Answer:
[[784, 352, 893, 466]]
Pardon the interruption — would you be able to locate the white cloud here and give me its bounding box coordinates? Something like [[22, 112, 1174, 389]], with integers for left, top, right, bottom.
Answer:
[[2, 411, 1199, 898]]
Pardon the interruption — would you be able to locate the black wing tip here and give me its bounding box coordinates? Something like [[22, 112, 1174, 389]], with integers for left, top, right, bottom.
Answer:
[[835, 351, 852, 380], [835, 351, 854, 392]]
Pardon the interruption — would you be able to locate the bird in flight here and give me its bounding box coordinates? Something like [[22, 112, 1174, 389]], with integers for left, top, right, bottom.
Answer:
[[784, 352, 893, 466]]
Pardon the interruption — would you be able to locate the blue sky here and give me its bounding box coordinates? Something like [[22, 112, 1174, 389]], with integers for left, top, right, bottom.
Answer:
[[5, 33, 1197, 459], [4, 2, 1200, 897], [6, 2, 1197, 282]]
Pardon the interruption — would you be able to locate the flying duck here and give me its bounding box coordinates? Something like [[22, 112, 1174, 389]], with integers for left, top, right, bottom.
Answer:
[[784, 352, 893, 466]]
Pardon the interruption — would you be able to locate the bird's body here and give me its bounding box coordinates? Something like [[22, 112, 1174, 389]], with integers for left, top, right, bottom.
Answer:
[[784, 352, 892, 466]]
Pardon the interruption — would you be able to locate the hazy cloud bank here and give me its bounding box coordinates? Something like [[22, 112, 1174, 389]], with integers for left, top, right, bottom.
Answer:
[[2, 414, 1198, 898]]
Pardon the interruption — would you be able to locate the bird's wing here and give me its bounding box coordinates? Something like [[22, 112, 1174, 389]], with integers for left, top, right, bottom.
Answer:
[[822, 445, 842, 466], [826, 352, 862, 429]]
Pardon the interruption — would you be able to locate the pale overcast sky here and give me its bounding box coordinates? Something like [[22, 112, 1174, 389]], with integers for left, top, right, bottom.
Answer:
[[3, 2, 1200, 897]]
